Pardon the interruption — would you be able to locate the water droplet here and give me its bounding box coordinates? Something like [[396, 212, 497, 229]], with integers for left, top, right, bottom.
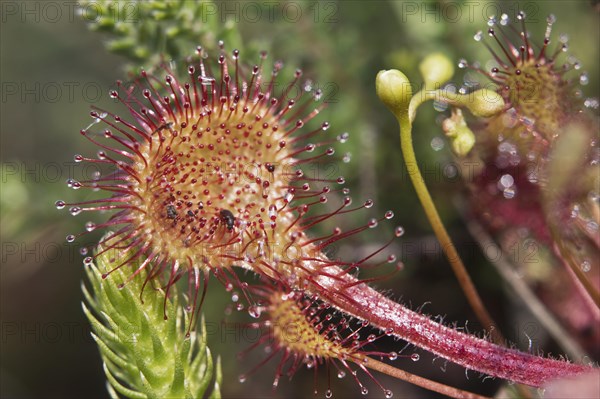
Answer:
[[433, 100, 448, 112], [443, 164, 458, 179], [69, 207, 82, 216], [367, 334, 377, 342], [85, 222, 96, 232], [83, 257, 93, 266], [325, 389, 333, 398], [73, 154, 83, 163], [337, 371, 346, 379], [387, 254, 397, 263], [268, 204, 277, 220], [385, 390, 394, 398], [473, 31, 483, 42], [388, 351, 398, 360], [547, 14, 556, 24], [385, 210, 394, 219], [431, 137, 445, 151], [584, 98, 599, 109], [503, 187, 517, 199], [238, 374, 246, 383], [368, 219, 378, 228], [458, 59, 468, 69], [361, 386, 369, 395], [66, 235, 75, 243], [284, 190, 295, 203], [395, 226, 405, 237], [559, 33, 569, 44], [336, 177, 345, 184], [581, 260, 591, 272], [337, 132, 349, 143], [55, 200, 66, 209], [580, 72, 589, 86], [231, 292, 239, 302], [499, 174, 514, 188], [343, 152, 351, 163], [364, 199, 374, 208], [248, 305, 262, 318], [411, 353, 420, 362], [500, 13, 510, 26]]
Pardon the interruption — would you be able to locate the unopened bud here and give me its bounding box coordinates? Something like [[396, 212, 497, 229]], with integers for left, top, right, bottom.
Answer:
[[376, 70, 412, 117]]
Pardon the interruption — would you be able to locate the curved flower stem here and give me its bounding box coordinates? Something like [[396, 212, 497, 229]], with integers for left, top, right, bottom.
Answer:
[[408, 89, 436, 122], [358, 356, 491, 399], [396, 102, 504, 344]]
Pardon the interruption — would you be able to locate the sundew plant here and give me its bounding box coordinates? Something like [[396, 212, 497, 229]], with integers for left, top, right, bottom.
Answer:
[[5, 1, 595, 398]]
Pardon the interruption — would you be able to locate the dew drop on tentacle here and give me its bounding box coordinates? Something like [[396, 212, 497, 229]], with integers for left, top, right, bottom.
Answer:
[[395, 226, 405, 237]]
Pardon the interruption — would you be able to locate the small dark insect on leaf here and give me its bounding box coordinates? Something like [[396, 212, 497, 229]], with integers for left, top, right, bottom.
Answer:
[[153, 122, 173, 134], [166, 205, 177, 219], [219, 209, 235, 231]]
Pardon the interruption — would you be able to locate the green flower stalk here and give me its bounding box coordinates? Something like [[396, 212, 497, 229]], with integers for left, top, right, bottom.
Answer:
[[376, 67, 505, 343], [82, 234, 221, 398]]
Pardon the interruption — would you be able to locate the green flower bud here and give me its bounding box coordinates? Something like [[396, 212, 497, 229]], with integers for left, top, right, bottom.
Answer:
[[442, 109, 476, 156], [419, 53, 454, 89], [376, 69, 412, 117], [465, 89, 504, 118]]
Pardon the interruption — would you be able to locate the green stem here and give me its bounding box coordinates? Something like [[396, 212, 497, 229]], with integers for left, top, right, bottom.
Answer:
[[395, 106, 504, 344]]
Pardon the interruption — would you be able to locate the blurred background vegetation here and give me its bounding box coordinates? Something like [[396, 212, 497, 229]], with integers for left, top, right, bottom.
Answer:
[[1, 1, 598, 398]]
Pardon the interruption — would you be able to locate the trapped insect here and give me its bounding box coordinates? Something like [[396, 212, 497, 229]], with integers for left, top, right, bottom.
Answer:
[[219, 209, 235, 231]]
